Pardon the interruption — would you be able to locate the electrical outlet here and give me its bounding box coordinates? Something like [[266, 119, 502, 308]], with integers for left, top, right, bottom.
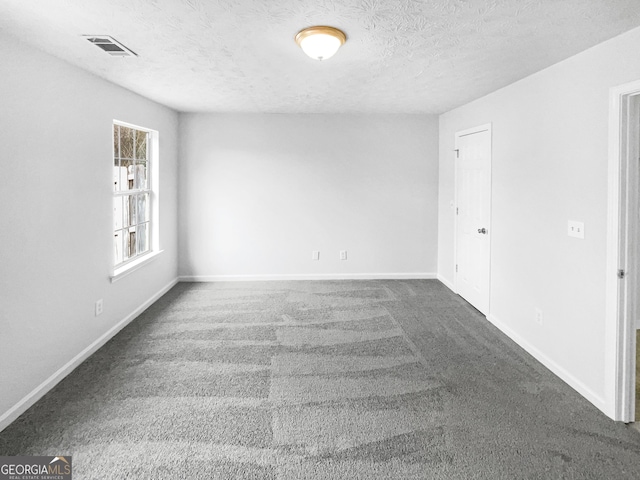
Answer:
[[312, 251, 320, 261], [535, 308, 543, 326], [95, 299, 103, 317], [567, 220, 584, 239], [340, 250, 347, 260]]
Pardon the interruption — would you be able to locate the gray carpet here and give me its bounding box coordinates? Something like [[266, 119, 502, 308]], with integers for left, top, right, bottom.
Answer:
[[1, 280, 639, 479]]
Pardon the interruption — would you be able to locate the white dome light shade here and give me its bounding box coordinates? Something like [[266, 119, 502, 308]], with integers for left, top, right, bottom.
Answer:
[[295, 26, 346, 61], [299, 33, 341, 60]]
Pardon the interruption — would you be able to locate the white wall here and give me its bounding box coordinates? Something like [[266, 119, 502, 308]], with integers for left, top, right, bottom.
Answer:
[[0, 32, 179, 427], [179, 113, 438, 280], [438, 26, 640, 416]]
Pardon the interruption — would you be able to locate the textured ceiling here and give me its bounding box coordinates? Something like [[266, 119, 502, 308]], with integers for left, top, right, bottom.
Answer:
[[2, 0, 640, 113]]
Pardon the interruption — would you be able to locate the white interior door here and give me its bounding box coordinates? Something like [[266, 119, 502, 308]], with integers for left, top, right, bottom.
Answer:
[[455, 125, 492, 315]]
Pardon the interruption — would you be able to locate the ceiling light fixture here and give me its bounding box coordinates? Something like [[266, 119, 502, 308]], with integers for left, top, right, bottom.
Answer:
[[295, 26, 346, 61]]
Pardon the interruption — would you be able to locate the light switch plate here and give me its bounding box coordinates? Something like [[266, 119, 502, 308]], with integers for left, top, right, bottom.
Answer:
[[568, 220, 584, 239]]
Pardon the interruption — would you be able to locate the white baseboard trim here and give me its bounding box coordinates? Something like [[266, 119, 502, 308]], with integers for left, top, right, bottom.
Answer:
[[0, 277, 179, 433], [486, 313, 608, 414], [179, 273, 437, 282], [436, 274, 455, 291]]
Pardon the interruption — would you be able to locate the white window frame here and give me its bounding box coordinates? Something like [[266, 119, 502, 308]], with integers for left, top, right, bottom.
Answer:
[[111, 120, 162, 282]]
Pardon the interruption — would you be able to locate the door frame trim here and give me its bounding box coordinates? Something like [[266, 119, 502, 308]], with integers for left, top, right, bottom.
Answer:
[[453, 123, 493, 314], [606, 80, 640, 422]]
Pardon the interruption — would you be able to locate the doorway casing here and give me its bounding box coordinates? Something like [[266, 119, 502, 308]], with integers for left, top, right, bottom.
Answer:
[[606, 79, 640, 422]]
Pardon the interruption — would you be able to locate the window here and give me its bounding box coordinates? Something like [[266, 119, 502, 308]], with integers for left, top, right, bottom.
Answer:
[[113, 122, 153, 269]]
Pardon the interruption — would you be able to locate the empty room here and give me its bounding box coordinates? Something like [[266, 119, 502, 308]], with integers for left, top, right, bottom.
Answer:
[[3, 0, 640, 478]]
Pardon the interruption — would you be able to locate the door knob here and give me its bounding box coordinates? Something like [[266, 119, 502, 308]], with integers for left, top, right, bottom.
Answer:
[[478, 228, 487, 234]]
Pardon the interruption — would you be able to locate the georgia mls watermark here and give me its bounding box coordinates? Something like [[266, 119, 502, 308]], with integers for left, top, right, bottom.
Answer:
[[0, 456, 72, 480]]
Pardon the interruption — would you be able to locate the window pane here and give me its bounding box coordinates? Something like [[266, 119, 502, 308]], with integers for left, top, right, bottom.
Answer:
[[120, 127, 134, 159], [123, 195, 129, 227], [113, 125, 121, 191], [113, 165, 122, 192], [114, 163, 130, 191], [113, 124, 120, 159], [134, 162, 147, 190], [113, 196, 123, 230], [137, 193, 149, 223], [138, 222, 149, 254], [124, 226, 136, 260], [136, 131, 147, 160], [124, 195, 136, 227], [127, 164, 135, 191], [114, 230, 123, 265], [116, 162, 132, 191]]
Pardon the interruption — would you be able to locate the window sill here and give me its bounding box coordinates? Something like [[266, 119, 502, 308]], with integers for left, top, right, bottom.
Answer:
[[111, 250, 164, 283]]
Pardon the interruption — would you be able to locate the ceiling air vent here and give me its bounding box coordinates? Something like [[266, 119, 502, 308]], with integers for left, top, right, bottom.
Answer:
[[83, 35, 137, 57]]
